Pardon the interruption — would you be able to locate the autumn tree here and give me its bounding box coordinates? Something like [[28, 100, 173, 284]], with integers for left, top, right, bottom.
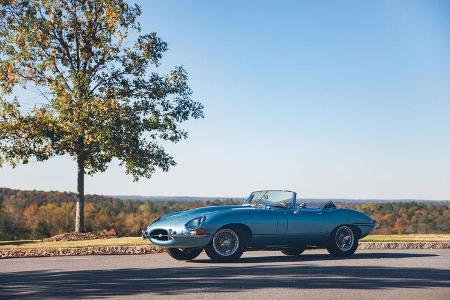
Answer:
[[0, 0, 204, 232]]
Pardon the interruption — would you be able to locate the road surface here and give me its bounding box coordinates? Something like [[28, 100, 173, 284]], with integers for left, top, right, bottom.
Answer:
[[1, 249, 449, 299]]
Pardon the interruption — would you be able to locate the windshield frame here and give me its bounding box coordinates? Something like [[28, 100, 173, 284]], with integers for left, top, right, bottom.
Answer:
[[243, 190, 297, 209]]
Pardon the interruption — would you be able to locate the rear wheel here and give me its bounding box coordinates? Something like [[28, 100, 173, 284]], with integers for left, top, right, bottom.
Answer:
[[326, 225, 358, 257], [281, 248, 305, 256], [204, 226, 246, 262], [167, 247, 203, 261]]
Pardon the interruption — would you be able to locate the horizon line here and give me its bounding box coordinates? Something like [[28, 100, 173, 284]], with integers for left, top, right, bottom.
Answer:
[[111, 195, 450, 202], [1, 186, 448, 202]]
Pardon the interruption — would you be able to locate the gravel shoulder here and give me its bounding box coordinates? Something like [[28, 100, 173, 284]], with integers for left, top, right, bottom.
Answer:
[[1, 235, 450, 258]]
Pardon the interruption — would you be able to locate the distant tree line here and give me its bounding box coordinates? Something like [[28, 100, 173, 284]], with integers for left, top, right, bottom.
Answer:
[[0, 188, 449, 240], [0, 188, 237, 240], [341, 202, 450, 235]]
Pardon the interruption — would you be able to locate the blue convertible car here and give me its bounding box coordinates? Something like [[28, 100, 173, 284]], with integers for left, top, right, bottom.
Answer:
[[142, 190, 378, 262]]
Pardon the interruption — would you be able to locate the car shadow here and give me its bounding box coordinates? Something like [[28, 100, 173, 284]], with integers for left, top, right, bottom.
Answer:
[[193, 251, 439, 264], [0, 252, 448, 298]]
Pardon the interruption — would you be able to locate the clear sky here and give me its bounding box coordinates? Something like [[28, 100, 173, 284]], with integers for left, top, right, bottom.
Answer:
[[1, 0, 449, 199]]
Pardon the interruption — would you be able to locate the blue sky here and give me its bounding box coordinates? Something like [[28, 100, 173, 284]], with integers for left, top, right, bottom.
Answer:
[[1, 0, 449, 199]]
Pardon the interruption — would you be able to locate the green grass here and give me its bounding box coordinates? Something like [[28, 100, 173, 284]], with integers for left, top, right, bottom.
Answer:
[[0, 234, 449, 250]]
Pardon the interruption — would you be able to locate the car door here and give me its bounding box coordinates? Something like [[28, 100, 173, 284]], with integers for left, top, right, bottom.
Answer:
[[247, 207, 288, 247], [286, 208, 327, 245]]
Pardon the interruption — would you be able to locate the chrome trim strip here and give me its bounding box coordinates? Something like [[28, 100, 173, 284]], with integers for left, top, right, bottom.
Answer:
[[149, 234, 208, 240], [171, 234, 209, 238], [353, 222, 378, 227]]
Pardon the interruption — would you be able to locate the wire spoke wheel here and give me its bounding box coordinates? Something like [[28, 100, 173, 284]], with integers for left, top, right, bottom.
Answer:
[[212, 228, 240, 256], [205, 225, 247, 262], [335, 226, 354, 252]]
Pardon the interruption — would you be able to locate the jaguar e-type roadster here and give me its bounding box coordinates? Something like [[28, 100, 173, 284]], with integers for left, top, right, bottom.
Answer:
[[142, 190, 378, 262]]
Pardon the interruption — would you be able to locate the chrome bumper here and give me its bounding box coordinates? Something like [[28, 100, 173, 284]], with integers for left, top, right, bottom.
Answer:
[[142, 227, 210, 248]]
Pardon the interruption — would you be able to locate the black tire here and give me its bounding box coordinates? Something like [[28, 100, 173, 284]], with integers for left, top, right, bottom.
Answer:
[[281, 248, 305, 256], [326, 225, 359, 257], [167, 247, 203, 261], [204, 225, 246, 263]]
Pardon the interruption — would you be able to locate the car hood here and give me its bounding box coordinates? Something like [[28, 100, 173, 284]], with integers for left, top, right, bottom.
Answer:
[[153, 205, 253, 227]]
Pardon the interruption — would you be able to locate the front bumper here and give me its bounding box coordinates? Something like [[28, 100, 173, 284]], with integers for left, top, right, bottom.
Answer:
[[142, 226, 211, 248]]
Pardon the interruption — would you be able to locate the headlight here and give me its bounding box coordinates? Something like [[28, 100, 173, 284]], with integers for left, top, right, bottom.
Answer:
[[185, 216, 206, 229]]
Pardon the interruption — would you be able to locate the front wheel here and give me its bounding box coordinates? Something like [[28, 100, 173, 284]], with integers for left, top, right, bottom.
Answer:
[[326, 225, 358, 257], [167, 247, 203, 261], [204, 226, 246, 262]]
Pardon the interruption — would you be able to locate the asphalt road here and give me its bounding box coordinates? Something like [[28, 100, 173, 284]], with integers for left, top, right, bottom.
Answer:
[[1, 249, 450, 299]]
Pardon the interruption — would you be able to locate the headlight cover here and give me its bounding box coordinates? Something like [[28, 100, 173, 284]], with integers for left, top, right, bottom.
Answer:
[[185, 216, 206, 230], [150, 215, 161, 225]]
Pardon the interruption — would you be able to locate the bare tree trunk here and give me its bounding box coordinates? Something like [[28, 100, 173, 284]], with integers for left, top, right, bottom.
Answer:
[[75, 156, 85, 232]]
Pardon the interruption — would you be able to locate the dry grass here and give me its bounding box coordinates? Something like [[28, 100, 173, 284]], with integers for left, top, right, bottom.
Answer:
[[361, 234, 450, 242], [1, 234, 449, 250], [0, 237, 147, 250]]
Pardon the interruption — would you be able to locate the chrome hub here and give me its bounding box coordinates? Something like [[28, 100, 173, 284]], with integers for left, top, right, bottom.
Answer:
[[336, 226, 354, 251], [213, 229, 239, 256]]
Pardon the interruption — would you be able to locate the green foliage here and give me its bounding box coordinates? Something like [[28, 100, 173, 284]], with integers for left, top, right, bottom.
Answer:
[[0, 188, 449, 240], [30, 221, 51, 239], [0, 0, 203, 177], [0, 211, 12, 240], [0, 1, 204, 232]]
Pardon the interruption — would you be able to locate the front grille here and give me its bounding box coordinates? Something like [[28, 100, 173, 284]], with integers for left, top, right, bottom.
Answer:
[[150, 229, 169, 241]]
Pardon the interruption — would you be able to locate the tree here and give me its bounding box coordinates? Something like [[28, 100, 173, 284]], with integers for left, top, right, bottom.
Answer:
[[0, 0, 204, 232], [30, 221, 51, 239], [0, 211, 12, 240]]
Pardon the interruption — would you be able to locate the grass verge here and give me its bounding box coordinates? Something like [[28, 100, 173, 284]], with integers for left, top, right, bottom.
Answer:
[[1, 234, 449, 250], [0, 237, 147, 250], [361, 234, 450, 242]]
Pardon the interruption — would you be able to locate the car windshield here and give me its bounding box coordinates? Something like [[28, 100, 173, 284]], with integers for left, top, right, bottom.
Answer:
[[243, 190, 295, 208]]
